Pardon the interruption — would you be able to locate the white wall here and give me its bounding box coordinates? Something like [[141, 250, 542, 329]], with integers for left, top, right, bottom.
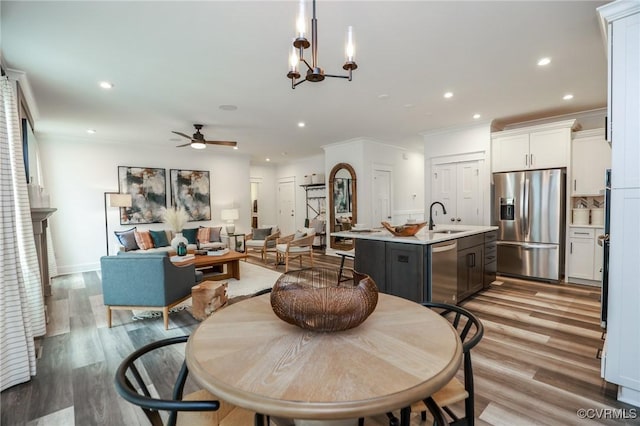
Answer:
[[422, 122, 492, 225], [38, 136, 251, 274], [324, 138, 424, 227], [249, 164, 278, 227], [276, 154, 325, 229]]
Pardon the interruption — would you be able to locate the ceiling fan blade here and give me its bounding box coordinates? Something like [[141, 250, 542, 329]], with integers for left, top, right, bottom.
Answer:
[[172, 131, 193, 140], [176, 142, 192, 147], [204, 140, 238, 147]]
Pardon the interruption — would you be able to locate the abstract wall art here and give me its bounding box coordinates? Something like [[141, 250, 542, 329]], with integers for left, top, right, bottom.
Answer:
[[170, 169, 211, 221], [118, 166, 167, 224]]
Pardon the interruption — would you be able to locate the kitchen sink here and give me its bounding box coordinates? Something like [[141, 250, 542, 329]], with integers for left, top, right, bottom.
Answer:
[[433, 229, 465, 234]]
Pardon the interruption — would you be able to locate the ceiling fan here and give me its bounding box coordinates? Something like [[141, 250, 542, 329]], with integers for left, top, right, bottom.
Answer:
[[172, 124, 237, 149]]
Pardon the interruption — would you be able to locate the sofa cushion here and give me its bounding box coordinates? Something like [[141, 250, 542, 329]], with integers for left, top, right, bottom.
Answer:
[[209, 226, 223, 243], [149, 229, 170, 248], [114, 227, 139, 251], [182, 228, 198, 245], [197, 227, 211, 244], [134, 230, 154, 250], [294, 231, 307, 240], [252, 227, 272, 240]]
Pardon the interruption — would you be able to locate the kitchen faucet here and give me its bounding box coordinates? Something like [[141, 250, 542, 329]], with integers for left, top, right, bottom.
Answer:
[[429, 202, 447, 230]]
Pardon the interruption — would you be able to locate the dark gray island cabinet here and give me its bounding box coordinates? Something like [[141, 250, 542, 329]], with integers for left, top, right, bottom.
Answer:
[[336, 225, 498, 304]]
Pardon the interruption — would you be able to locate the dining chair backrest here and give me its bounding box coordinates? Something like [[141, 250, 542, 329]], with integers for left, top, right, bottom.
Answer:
[[115, 336, 268, 426], [422, 302, 484, 426], [115, 336, 218, 426]]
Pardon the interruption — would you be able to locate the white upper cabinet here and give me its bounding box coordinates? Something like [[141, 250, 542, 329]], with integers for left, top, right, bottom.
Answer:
[[571, 129, 611, 196], [491, 120, 576, 173]]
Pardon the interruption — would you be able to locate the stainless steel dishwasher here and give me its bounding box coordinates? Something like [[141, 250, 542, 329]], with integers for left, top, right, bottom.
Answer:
[[429, 239, 458, 304]]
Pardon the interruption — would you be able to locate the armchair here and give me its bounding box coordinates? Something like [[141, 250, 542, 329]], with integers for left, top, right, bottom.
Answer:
[[245, 229, 280, 263], [100, 252, 197, 330], [275, 228, 316, 272]]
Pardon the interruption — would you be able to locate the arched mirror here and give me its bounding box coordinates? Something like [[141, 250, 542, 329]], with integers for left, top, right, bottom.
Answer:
[[329, 163, 357, 250]]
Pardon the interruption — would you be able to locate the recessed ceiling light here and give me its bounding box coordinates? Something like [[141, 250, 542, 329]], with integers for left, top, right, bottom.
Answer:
[[219, 104, 238, 111], [537, 57, 551, 66], [281, 152, 288, 156], [403, 103, 414, 108], [563, 94, 574, 100], [378, 94, 389, 100], [444, 92, 453, 99], [99, 81, 113, 89], [233, 146, 238, 150], [265, 158, 271, 162], [473, 113, 481, 119], [298, 122, 305, 128], [87, 129, 96, 134]]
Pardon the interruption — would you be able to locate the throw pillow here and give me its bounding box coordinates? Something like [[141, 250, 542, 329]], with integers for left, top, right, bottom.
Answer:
[[182, 228, 198, 245], [134, 230, 154, 250], [294, 231, 307, 240], [252, 227, 272, 240], [197, 227, 211, 244], [209, 226, 222, 243], [149, 229, 169, 247], [114, 227, 139, 251]]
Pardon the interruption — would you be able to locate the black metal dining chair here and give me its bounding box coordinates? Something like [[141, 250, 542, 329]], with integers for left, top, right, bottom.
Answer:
[[114, 335, 268, 426], [383, 302, 484, 426]]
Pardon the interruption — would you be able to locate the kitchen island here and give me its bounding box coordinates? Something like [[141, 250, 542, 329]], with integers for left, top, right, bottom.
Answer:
[[332, 224, 498, 304]]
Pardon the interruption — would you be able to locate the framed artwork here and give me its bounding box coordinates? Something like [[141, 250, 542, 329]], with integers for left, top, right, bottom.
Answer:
[[170, 169, 211, 221], [334, 178, 350, 213], [118, 166, 166, 224]]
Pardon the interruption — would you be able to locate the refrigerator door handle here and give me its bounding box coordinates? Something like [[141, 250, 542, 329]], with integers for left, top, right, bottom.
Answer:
[[523, 178, 530, 238]]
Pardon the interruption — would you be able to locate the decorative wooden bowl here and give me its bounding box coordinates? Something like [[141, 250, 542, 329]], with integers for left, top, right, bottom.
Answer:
[[381, 221, 427, 236], [270, 267, 378, 332]]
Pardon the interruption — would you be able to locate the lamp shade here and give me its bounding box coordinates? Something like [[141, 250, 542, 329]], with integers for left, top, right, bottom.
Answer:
[[109, 193, 132, 208], [220, 209, 239, 221]]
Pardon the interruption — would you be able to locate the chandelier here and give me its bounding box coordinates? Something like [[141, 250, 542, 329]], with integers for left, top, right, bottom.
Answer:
[[286, 0, 358, 89]]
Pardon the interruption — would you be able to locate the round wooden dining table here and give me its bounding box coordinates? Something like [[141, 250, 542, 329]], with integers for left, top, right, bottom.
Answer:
[[185, 293, 462, 425]]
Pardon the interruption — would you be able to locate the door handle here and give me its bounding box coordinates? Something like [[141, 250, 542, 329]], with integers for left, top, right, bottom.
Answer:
[[570, 242, 573, 254], [525, 154, 528, 166], [530, 154, 534, 166]]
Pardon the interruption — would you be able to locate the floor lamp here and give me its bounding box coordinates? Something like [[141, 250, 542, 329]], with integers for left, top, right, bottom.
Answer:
[[104, 192, 132, 255]]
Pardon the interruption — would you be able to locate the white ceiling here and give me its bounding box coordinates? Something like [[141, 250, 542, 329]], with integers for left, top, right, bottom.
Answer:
[[1, 1, 609, 164]]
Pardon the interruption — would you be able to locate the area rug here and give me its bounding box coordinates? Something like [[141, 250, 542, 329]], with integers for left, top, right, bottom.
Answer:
[[132, 261, 283, 320]]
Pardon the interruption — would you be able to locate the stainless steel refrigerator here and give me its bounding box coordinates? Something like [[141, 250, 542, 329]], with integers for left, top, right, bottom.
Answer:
[[493, 169, 566, 282]]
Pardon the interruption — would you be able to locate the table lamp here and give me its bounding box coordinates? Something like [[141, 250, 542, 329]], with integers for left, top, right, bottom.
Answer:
[[221, 208, 239, 235], [104, 192, 133, 255]]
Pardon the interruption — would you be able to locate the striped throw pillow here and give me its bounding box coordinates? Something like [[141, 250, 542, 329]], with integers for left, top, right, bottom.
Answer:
[[134, 230, 154, 250]]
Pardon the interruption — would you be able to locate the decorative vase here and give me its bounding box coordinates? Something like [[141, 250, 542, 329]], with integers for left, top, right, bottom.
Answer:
[[171, 232, 189, 252]]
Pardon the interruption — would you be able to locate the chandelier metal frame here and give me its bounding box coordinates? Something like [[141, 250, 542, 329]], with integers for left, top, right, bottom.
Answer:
[[286, 0, 358, 89]]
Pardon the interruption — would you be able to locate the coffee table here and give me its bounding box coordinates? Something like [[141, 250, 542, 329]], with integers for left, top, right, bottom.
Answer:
[[173, 250, 248, 280]]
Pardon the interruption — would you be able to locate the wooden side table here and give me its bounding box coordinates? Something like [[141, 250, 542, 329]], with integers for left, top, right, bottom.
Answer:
[[191, 281, 228, 321]]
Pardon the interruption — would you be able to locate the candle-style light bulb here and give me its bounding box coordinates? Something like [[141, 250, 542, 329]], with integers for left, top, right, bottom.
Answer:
[[296, 0, 306, 38], [346, 26, 355, 61], [289, 45, 299, 72]]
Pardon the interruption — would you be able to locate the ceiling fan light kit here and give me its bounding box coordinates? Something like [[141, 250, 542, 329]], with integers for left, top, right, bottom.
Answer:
[[172, 124, 238, 149], [287, 0, 358, 89]]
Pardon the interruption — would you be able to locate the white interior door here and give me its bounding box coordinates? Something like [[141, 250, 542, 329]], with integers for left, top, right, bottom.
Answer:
[[456, 161, 481, 225], [373, 169, 392, 226], [432, 163, 456, 224], [432, 160, 482, 226], [278, 180, 296, 235]]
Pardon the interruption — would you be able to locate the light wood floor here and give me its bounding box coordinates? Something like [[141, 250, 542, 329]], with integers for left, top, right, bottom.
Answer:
[[1, 251, 636, 425]]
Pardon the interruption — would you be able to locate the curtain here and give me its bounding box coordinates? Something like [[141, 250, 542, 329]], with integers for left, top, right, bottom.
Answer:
[[0, 76, 46, 391]]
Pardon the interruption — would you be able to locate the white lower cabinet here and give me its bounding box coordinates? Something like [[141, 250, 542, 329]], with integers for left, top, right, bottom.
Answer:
[[567, 227, 604, 285]]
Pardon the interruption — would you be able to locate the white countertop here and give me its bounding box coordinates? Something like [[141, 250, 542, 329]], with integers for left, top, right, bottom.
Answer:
[[331, 224, 498, 245]]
